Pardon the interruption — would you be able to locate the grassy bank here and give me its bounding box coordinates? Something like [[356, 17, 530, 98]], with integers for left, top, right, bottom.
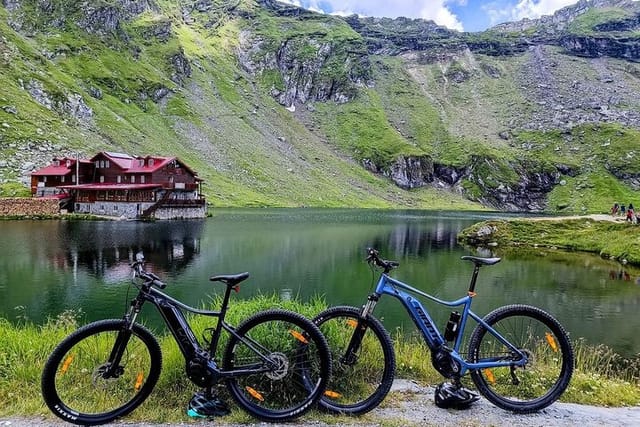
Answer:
[[1, 296, 639, 424], [458, 216, 640, 265]]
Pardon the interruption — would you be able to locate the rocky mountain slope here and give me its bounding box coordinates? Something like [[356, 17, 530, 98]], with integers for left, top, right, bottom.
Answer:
[[1, 0, 640, 212]]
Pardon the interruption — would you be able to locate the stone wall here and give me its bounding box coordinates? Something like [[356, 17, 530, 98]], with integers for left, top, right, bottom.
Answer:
[[0, 197, 59, 216], [155, 206, 206, 219]]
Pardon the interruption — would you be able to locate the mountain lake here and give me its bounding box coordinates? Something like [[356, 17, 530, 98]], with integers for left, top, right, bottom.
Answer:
[[0, 208, 638, 357]]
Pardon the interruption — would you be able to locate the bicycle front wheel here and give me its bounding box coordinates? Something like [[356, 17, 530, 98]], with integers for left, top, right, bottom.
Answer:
[[222, 309, 331, 422], [41, 319, 162, 426], [468, 304, 574, 413], [313, 306, 396, 415]]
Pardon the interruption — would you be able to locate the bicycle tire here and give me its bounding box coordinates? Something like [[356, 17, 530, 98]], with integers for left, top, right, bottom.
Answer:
[[222, 309, 331, 422], [313, 306, 396, 415], [41, 319, 162, 426], [468, 304, 574, 413]]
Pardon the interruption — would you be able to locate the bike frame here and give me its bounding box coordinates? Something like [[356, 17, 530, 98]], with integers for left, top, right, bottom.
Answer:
[[362, 272, 528, 376], [114, 280, 275, 380]]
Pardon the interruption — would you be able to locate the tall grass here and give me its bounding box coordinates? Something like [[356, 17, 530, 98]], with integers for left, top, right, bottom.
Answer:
[[1, 297, 639, 422]]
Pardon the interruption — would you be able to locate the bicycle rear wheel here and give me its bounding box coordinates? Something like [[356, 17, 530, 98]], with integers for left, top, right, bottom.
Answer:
[[222, 309, 331, 422], [41, 319, 162, 426], [313, 306, 396, 415], [468, 304, 574, 413]]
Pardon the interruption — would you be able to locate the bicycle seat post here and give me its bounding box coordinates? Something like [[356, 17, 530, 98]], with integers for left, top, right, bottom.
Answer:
[[461, 256, 501, 296], [468, 264, 481, 296]]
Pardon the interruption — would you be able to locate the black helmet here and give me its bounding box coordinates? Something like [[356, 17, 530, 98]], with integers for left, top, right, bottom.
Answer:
[[434, 382, 480, 409], [187, 390, 231, 418]]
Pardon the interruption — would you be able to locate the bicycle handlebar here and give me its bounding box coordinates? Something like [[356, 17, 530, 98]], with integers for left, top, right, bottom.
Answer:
[[366, 248, 399, 273], [131, 257, 166, 289]]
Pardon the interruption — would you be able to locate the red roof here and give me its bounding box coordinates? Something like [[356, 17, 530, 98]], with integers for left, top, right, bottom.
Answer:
[[31, 157, 92, 176], [126, 156, 174, 173], [31, 164, 73, 176]]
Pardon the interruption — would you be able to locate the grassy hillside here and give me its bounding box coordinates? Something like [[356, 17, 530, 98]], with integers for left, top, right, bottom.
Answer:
[[1, 0, 640, 212]]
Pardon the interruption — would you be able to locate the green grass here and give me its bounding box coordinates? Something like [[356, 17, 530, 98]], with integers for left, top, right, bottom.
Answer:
[[3, 1, 640, 214], [1, 296, 639, 422], [459, 217, 640, 265], [568, 7, 635, 35]]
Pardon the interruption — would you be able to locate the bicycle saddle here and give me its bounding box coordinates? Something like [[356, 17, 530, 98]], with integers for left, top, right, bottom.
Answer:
[[210, 272, 250, 286], [461, 256, 501, 266]]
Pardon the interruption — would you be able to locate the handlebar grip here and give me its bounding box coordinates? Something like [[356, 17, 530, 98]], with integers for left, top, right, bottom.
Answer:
[[152, 279, 166, 289]]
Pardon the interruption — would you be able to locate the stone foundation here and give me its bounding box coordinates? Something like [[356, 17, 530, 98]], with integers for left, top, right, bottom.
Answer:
[[0, 197, 59, 216]]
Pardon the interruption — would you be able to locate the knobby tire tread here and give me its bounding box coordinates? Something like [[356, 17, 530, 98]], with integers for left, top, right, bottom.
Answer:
[[41, 319, 162, 426], [313, 305, 396, 415], [468, 304, 574, 413], [221, 309, 331, 422]]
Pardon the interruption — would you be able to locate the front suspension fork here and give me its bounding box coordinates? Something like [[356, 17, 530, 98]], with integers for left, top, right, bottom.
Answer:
[[341, 295, 379, 365], [103, 305, 141, 378]]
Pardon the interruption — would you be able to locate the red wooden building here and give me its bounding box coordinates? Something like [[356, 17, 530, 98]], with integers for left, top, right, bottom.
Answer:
[[30, 156, 93, 198], [31, 151, 206, 219]]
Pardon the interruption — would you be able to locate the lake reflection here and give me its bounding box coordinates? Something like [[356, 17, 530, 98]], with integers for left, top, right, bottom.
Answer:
[[0, 209, 639, 357]]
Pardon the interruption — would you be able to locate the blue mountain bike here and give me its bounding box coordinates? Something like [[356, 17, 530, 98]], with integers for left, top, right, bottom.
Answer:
[[314, 248, 574, 415]]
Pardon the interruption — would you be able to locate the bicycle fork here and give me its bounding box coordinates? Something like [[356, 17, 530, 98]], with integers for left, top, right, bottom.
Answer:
[[102, 299, 143, 379], [341, 295, 379, 365]]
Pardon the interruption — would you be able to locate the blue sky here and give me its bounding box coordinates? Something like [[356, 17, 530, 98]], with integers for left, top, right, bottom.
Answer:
[[278, 0, 584, 32]]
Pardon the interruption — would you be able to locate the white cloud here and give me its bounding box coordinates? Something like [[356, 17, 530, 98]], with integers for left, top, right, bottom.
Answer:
[[278, 0, 464, 31], [483, 0, 580, 27], [510, 0, 578, 21]]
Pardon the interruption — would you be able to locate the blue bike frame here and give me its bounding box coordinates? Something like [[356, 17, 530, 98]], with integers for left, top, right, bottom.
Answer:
[[364, 272, 528, 376]]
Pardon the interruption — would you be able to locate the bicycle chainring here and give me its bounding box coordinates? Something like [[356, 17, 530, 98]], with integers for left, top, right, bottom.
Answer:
[[431, 348, 461, 379], [187, 357, 216, 387]]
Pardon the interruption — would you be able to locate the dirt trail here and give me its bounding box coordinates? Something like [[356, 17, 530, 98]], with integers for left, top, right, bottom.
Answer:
[[4, 380, 639, 427]]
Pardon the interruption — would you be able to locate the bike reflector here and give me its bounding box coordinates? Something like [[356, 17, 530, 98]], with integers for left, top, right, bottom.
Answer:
[[134, 371, 144, 391], [346, 319, 358, 328], [60, 355, 74, 374], [545, 332, 558, 352], [246, 386, 264, 401], [289, 330, 308, 344], [483, 368, 496, 384], [324, 390, 342, 399]]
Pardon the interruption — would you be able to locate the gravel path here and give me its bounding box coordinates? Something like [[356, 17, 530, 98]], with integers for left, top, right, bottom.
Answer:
[[3, 380, 639, 427]]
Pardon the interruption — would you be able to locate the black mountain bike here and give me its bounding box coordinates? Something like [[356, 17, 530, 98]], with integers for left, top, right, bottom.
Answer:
[[314, 248, 573, 415], [41, 253, 331, 425]]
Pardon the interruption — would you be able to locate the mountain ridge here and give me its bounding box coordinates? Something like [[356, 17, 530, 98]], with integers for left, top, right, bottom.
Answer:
[[1, 0, 640, 212]]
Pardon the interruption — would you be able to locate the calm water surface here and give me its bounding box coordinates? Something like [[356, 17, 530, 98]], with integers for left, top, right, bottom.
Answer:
[[1, 208, 639, 356]]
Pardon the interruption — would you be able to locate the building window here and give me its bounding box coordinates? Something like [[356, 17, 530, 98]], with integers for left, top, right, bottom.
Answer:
[[117, 176, 121, 183], [61, 176, 65, 183], [141, 175, 145, 183], [148, 158, 154, 167], [100, 176, 104, 183], [105, 160, 110, 168], [72, 175, 76, 183], [131, 175, 136, 183], [43, 176, 47, 183]]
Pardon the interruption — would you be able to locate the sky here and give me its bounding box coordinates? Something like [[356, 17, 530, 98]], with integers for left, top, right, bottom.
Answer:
[[277, 0, 585, 32]]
